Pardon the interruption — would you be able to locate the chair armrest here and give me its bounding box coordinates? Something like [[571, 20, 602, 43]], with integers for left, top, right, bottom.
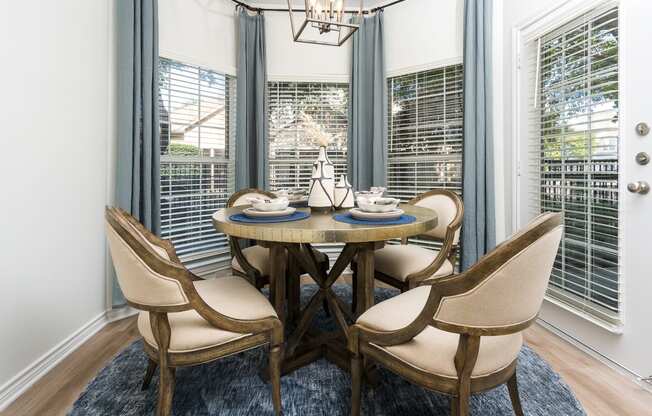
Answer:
[[350, 284, 446, 349], [229, 237, 261, 277], [183, 281, 283, 344], [404, 240, 453, 283], [351, 267, 496, 350]]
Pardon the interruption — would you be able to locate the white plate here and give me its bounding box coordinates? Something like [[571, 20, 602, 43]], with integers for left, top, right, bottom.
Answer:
[[349, 208, 404, 221], [243, 207, 296, 218]]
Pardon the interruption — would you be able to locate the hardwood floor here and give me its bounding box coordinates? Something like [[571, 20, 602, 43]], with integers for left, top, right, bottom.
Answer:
[[3, 285, 651, 415]]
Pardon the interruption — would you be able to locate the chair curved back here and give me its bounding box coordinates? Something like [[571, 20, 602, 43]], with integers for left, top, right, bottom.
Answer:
[[409, 189, 463, 244], [105, 207, 189, 309], [433, 212, 562, 332], [227, 188, 277, 208]]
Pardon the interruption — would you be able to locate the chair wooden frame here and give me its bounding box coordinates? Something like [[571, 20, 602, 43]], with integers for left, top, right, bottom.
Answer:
[[227, 188, 279, 289], [351, 189, 463, 311], [227, 188, 330, 321], [106, 207, 283, 416], [349, 212, 563, 416]]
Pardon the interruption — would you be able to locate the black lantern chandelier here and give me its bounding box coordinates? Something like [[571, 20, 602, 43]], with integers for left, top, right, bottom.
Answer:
[[287, 0, 363, 46]]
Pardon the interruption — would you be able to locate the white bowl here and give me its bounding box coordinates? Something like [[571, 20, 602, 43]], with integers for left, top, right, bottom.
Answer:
[[247, 197, 290, 212], [355, 189, 385, 200], [356, 197, 400, 213]]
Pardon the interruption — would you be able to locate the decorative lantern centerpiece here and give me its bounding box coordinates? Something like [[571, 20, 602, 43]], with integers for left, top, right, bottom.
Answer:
[[303, 113, 336, 212], [286, 0, 364, 46], [334, 174, 354, 209]]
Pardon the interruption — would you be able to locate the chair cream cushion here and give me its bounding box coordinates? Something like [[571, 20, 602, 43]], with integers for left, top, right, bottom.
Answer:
[[138, 276, 278, 353], [357, 286, 522, 378], [232, 245, 328, 276], [414, 194, 461, 243], [107, 223, 188, 308], [382, 327, 522, 379], [232, 245, 278, 276], [374, 244, 454, 282]]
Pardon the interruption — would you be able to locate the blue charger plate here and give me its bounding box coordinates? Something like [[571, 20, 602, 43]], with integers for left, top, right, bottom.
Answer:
[[229, 211, 310, 224]]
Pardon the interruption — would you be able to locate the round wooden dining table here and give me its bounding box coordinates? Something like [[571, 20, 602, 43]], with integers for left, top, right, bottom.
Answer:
[[212, 204, 438, 375]]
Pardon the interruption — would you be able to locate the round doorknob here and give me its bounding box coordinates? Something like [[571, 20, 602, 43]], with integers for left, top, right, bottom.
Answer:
[[627, 181, 650, 194]]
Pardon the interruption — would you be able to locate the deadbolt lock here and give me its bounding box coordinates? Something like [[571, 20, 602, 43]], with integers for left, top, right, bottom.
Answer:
[[636, 122, 650, 137], [636, 152, 650, 165]]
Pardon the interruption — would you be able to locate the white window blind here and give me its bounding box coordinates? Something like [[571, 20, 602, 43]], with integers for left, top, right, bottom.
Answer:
[[267, 81, 349, 191], [386, 65, 464, 253], [386, 64, 464, 201], [528, 6, 620, 324], [159, 58, 236, 275]]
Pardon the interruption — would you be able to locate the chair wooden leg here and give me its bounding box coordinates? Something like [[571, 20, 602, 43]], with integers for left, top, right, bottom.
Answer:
[[351, 353, 362, 416], [141, 358, 157, 391], [450, 395, 459, 416], [351, 268, 358, 316], [270, 345, 283, 416], [319, 258, 331, 316], [451, 390, 469, 416], [507, 371, 525, 416], [151, 313, 174, 416], [451, 378, 471, 416], [157, 365, 175, 416]]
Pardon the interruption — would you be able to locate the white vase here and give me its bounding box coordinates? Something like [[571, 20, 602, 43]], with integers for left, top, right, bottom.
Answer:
[[334, 174, 354, 209], [308, 146, 335, 211]]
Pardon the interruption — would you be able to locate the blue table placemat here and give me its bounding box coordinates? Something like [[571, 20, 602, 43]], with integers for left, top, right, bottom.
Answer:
[[333, 213, 416, 226], [229, 211, 310, 224]]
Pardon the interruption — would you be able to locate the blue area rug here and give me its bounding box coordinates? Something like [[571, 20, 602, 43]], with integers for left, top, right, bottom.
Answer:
[[69, 285, 585, 415]]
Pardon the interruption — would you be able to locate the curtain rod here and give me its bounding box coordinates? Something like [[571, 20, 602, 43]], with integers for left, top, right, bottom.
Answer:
[[230, 0, 407, 14]]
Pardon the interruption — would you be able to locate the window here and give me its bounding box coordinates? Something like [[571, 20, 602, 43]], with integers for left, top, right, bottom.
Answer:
[[386, 65, 464, 252], [531, 6, 620, 324], [159, 58, 236, 275], [267, 81, 349, 191], [386, 64, 464, 201]]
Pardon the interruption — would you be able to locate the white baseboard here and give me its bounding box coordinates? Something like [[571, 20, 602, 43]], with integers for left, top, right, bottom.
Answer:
[[106, 305, 138, 323], [536, 318, 652, 394], [0, 311, 110, 411]]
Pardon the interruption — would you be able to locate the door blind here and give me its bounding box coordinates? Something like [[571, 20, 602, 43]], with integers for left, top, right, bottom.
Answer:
[[159, 58, 236, 275], [387, 65, 464, 253], [267, 81, 349, 192], [527, 5, 620, 324]]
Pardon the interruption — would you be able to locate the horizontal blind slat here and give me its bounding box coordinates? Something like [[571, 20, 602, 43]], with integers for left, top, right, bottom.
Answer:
[[159, 58, 235, 271], [528, 6, 621, 323]]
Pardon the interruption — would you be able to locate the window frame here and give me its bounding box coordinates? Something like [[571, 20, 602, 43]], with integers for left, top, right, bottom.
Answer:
[[158, 57, 237, 275]]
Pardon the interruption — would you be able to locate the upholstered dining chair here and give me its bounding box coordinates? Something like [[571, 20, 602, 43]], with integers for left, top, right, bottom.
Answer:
[[105, 207, 283, 416], [227, 188, 331, 319], [227, 188, 330, 289], [349, 212, 563, 416], [351, 189, 463, 311]]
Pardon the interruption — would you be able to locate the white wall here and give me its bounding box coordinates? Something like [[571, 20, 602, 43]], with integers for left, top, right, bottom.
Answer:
[[0, 0, 113, 404], [265, 11, 352, 81], [384, 0, 463, 75], [159, 0, 463, 80], [158, 0, 351, 80], [159, 0, 238, 75]]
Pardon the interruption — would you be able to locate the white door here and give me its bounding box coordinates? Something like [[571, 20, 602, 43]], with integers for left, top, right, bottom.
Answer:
[[515, 0, 652, 380]]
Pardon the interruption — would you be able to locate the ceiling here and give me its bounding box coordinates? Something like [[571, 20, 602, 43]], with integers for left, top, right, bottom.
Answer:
[[247, 1, 389, 7]]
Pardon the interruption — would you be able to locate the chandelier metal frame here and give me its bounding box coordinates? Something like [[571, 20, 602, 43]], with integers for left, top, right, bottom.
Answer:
[[286, 0, 364, 46]]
